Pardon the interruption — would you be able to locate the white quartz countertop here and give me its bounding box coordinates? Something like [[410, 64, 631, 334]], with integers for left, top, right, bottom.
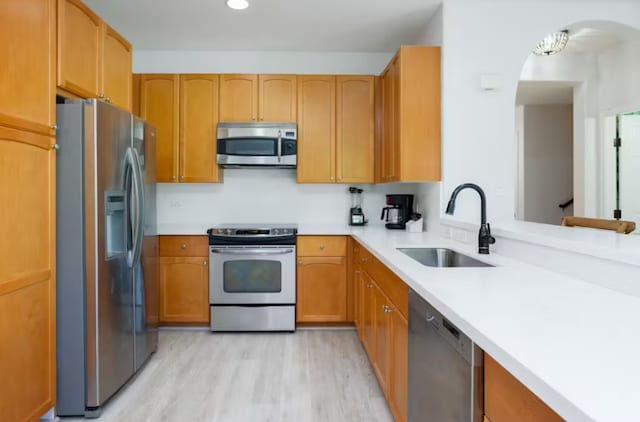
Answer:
[[158, 222, 640, 421]]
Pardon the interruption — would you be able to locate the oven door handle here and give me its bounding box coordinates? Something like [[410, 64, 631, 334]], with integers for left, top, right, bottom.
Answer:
[[210, 248, 294, 255]]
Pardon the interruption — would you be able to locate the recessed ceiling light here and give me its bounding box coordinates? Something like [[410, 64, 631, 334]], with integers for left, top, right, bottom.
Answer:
[[226, 0, 249, 10]]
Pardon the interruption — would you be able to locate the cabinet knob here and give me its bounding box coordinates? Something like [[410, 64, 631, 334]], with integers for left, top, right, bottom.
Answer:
[[251, 116, 256, 120], [299, 261, 304, 266], [99, 93, 105, 99], [338, 177, 343, 181], [105, 97, 111, 103], [181, 243, 187, 250], [203, 261, 207, 266], [384, 306, 392, 314], [260, 117, 264, 121], [180, 175, 184, 180], [354, 270, 360, 274], [366, 284, 373, 288], [172, 176, 177, 180], [354, 247, 359, 253], [361, 257, 368, 263], [319, 245, 325, 250], [51, 124, 58, 130], [51, 143, 60, 150], [330, 176, 334, 181]]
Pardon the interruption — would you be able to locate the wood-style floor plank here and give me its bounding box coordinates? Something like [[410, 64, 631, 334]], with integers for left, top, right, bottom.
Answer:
[[60, 330, 393, 422]]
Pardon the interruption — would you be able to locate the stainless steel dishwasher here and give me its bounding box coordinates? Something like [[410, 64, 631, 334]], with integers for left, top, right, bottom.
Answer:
[[408, 289, 483, 422]]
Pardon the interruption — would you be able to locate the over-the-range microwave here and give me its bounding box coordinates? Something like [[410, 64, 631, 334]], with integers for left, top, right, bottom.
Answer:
[[216, 122, 297, 168]]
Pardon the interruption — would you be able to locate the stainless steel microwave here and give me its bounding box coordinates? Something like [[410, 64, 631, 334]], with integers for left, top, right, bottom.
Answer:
[[216, 122, 297, 168]]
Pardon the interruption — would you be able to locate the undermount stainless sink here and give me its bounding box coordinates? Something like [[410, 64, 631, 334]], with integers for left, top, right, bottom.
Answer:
[[397, 248, 494, 268]]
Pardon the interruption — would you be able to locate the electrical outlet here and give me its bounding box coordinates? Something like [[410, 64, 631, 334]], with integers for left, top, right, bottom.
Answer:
[[170, 201, 182, 208]]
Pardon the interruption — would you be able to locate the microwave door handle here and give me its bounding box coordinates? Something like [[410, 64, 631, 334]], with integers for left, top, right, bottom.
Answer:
[[277, 130, 282, 163], [210, 248, 294, 255]]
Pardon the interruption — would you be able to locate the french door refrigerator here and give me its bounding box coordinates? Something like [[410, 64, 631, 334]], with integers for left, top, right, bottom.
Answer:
[[55, 99, 158, 417]]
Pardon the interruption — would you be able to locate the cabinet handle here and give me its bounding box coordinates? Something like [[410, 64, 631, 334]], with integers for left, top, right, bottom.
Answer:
[[181, 243, 187, 250]]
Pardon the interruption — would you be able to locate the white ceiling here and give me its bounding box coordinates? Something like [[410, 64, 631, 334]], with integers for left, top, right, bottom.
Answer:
[[516, 82, 575, 105], [84, 0, 442, 52]]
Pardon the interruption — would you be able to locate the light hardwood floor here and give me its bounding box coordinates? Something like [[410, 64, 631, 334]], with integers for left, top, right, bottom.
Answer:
[[61, 330, 393, 422]]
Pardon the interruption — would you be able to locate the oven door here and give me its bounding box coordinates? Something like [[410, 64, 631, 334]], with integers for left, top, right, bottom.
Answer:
[[209, 245, 296, 305]]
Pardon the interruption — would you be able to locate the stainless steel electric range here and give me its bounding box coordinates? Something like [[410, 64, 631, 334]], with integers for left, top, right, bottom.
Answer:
[[207, 224, 297, 332]]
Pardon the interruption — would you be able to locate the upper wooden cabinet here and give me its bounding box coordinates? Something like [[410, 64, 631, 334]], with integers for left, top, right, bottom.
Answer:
[[140, 74, 180, 182], [0, 0, 56, 136], [102, 24, 132, 110], [57, 0, 101, 98], [258, 75, 297, 122], [57, 0, 132, 110], [180, 74, 221, 183], [380, 46, 441, 182], [297, 75, 375, 184], [219, 74, 258, 122], [336, 76, 375, 183], [297, 75, 336, 183], [219, 74, 297, 122]]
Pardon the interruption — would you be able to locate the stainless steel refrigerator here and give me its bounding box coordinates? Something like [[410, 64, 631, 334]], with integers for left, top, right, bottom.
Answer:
[[56, 99, 158, 417]]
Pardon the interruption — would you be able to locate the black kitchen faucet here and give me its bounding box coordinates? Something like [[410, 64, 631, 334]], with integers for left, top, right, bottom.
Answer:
[[445, 183, 496, 254]]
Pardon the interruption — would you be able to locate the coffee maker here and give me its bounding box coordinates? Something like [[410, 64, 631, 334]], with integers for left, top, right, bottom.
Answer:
[[381, 194, 414, 229]]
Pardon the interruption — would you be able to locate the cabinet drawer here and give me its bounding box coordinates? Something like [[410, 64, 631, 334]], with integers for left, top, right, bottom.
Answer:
[[297, 235, 347, 257], [159, 235, 208, 257]]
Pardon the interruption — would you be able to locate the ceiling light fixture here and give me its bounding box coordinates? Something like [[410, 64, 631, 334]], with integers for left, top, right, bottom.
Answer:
[[532, 30, 570, 56], [226, 0, 249, 10]]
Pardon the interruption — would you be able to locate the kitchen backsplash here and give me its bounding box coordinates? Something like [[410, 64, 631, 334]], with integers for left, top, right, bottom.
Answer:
[[156, 168, 440, 229]]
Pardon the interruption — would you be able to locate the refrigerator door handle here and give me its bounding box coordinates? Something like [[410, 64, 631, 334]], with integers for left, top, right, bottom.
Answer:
[[131, 148, 145, 268], [125, 148, 139, 268]]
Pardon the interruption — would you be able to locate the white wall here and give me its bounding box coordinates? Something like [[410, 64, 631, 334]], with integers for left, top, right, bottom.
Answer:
[[157, 170, 423, 227], [440, 0, 640, 227], [133, 50, 394, 74], [522, 104, 573, 225]]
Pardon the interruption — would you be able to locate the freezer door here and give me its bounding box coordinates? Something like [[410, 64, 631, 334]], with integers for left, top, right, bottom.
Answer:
[[132, 117, 158, 371], [87, 100, 135, 409]]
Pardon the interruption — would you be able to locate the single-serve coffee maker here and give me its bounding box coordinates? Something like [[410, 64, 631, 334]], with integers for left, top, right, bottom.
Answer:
[[380, 194, 415, 229]]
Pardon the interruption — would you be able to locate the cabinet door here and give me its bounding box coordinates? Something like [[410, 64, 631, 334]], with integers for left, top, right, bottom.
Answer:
[[362, 271, 377, 361], [336, 76, 374, 184], [0, 0, 56, 136], [373, 287, 391, 395], [57, 0, 102, 98], [102, 24, 132, 111], [297, 75, 336, 183], [179, 74, 220, 183], [484, 354, 564, 422], [258, 74, 297, 122], [219, 74, 258, 122], [140, 74, 179, 182], [0, 127, 55, 422], [297, 257, 347, 322], [390, 306, 409, 422], [381, 57, 399, 182], [159, 257, 209, 323]]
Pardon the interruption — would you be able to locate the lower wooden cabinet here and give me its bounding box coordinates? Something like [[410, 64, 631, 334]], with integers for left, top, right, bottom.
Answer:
[[296, 256, 347, 322], [484, 354, 564, 422], [355, 241, 408, 422], [389, 306, 409, 422], [159, 257, 209, 324]]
